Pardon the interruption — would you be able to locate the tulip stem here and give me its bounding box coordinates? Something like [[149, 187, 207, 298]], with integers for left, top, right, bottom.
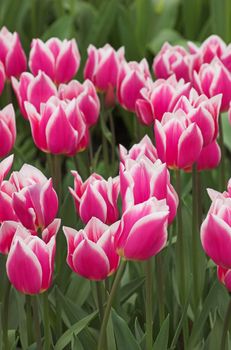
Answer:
[[156, 253, 165, 326], [109, 111, 116, 166], [2, 278, 11, 350], [96, 281, 105, 322], [97, 260, 127, 350], [42, 291, 51, 350], [32, 296, 42, 350], [220, 297, 231, 350], [218, 115, 226, 190], [25, 295, 33, 345], [145, 258, 153, 350]]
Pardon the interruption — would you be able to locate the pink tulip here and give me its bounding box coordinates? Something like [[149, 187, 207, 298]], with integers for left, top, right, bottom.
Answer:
[[173, 89, 221, 146], [0, 154, 14, 185], [0, 61, 5, 95], [197, 141, 221, 171], [0, 104, 16, 158], [117, 59, 151, 112], [12, 71, 57, 119], [119, 135, 158, 164], [69, 172, 119, 224], [193, 58, 231, 112], [0, 26, 27, 78], [63, 217, 120, 280], [120, 155, 178, 223], [136, 75, 191, 125], [84, 44, 124, 90], [114, 197, 169, 260], [0, 164, 58, 231], [29, 38, 80, 84], [25, 96, 88, 156], [154, 110, 203, 171], [201, 181, 231, 269], [153, 42, 192, 82], [217, 265, 231, 291], [58, 79, 100, 126], [6, 224, 58, 294]]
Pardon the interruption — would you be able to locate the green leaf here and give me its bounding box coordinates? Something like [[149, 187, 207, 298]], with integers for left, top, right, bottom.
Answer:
[[120, 276, 145, 304], [112, 309, 141, 350], [54, 311, 98, 350], [148, 28, 183, 54], [153, 314, 170, 350], [222, 113, 231, 152], [15, 292, 28, 350], [42, 15, 73, 40]]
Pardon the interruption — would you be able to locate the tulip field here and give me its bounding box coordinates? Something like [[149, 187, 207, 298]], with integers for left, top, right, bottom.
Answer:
[[2, 0, 231, 349]]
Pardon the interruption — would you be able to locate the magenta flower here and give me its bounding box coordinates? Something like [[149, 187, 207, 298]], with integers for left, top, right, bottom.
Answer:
[[6, 223, 59, 294], [117, 59, 151, 112], [69, 172, 119, 225], [114, 198, 169, 260], [0, 61, 5, 95], [0, 104, 16, 158], [63, 218, 120, 280], [58, 79, 100, 126], [29, 38, 80, 84], [154, 110, 203, 171], [0, 154, 14, 185], [0, 26, 27, 78], [217, 265, 231, 292], [136, 75, 191, 125], [193, 58, 231, 112], [25, 96, 88, 156], [12, 71, 57, 119], [120, 155, 178, 224], [197, 141, 221, 171]]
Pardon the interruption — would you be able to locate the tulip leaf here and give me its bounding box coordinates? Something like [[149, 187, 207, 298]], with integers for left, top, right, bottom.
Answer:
[[120, 276, 145, 304], [42, 16, 74, 41], [15, 292, 28, 350], [153, 314, 170, 350], [54, 310, 98, 350], [112, 309, 141, 350]]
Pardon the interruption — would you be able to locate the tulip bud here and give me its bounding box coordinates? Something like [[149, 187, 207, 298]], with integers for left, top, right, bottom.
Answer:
[[0, 104, 16, 157], [0, 61, 5, 95]]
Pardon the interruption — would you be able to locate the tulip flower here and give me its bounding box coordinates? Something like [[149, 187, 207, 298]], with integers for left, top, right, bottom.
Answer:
[[25, 96, 88, 156], [0, 26, 27, 78], [201, 181, 231, 269], [217, 265, 231, 292], [153, 42, 192, 82], [136, 75, 191, 125], [29, 38, 80, 84], [114, 197, 169, 260], [69, 172, 119, 224], [0, 61, 5, 95], [117, 59, 151, 112], [12, 71, 57, 119], [6, 223, 58, 294], [197, 141, 221, 171], [0, 154, 14, 185], [120, 155, 178, 223], [154, 110, 203, 171], [58, 79, 100, 126], [119, 135, 158, 164], [193, 58, 231, 112], [63, 217, 120, 280], [0, 104, 16, 158]]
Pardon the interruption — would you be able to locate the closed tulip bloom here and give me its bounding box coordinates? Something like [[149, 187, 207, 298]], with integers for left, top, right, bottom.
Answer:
[[194, 58, 231, 112], [6, 225, 58, 294], [197, 141, 221, 171], [0, 104, 16, 157], [25, 96, 88, 156], [58, 79, 100, 126], [0, 26, 27, 78], [153, 42, 192, 82], [12, 71, 57, 119], [63, 217, 120, 280], [154, 110, 203, 171], [29, 38, 80, 84], [120, 156, 178, 223], [114, 198, 169, 260], [136, 75, 191, 125], [119, 135, 158, 164], [217, 265, 231, 292], [173, 89, 221, 146], [0, 61, 5, 95], [117, 59, 151, 112], [0, 154, 14, 185], [69, 172, 119, 224]]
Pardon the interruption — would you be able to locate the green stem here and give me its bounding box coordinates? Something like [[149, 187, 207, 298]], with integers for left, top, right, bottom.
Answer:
[[96, 281, 104, 322], [97, 260, 127, 350], [88, 131, 94, 172], [145, 258, 153, 350], [219, 115, 226, 190], [32, 296, 42, 350], [192, 164, 199, 309], [25, 295, 33, 345], [220, 297, 231, 350], [156, 253, 165, 326], [53, 155, 62, 202], [109, 111, 116, 166], [42, 292, 51, 350], [2, 278, 11, 350]]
